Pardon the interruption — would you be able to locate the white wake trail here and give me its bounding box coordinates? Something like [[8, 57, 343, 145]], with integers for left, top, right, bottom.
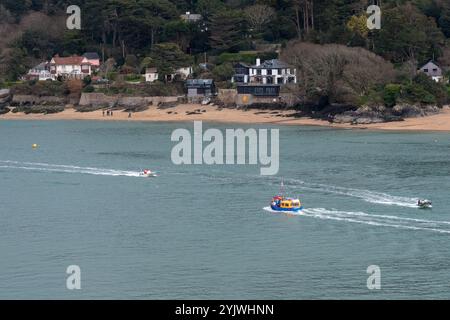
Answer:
[[0, 160, 142, 178], [282, 177, 419, 208], [264, 207, 450, 234]]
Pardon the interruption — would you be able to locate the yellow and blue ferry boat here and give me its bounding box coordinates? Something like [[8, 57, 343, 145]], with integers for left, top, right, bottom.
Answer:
[[270, 180, 303, 212], [270, 196, 303, 212]]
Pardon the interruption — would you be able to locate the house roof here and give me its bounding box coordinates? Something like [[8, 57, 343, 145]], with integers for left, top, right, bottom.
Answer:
[[180, 13, 202, 21], [234, 62, 251, 68], [419, 60, 442, 77], [146, 68, 158, 74], [83, 52, 100, 60], [31, 62, 49, 71], [52, 55, 90, 65], [252, 59, 291, 69], [186, 79, 214, 87]]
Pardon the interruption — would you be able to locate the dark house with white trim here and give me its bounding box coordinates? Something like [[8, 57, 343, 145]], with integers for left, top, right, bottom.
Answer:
[[232, 58, 296, 85], [186, 79, 216, 98]]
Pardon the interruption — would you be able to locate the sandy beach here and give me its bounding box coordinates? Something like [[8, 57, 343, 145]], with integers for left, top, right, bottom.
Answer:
[[2, 104, 450, 131]]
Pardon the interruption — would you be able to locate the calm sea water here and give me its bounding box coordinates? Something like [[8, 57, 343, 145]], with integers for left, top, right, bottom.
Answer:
[[0, 120, 449, 299]]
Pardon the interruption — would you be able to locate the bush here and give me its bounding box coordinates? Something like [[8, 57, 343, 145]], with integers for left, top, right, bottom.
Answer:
[[404, 83, 436, 105], [83, 85, 95, 93], [383, 84, 402, 107], [11, 81, 69, 97], [412, 73, 448, 106], [216, 51, 278, 65], [125, 74, 143, 82], [212, 63, 235, 82], [106, 72, 119, 81], [83, 76, 92, 87]]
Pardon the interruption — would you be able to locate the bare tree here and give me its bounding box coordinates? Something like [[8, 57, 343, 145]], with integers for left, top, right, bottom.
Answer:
[[244, 4, 276, 33], [281, 41, 395, 104], [292, 0, 315, 40]]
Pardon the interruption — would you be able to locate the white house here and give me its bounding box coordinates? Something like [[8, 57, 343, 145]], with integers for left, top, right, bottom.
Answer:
[[232, 58, 297, 85], [419, 60, 444, 83], [180, 12, 202, 23], [176, 66, 193, 79], [24, 62, 54, 81], [145, 68, 159, 82], [165, 66, 193, 82], [50, 55, 92, 80]]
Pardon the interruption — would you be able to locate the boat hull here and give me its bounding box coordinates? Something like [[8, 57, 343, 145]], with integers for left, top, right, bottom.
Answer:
[[271, 205, 303, 212], [140, 173, 157, 178]]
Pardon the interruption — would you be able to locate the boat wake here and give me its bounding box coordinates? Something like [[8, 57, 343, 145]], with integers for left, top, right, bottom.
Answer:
[[0, 160, 142, 178], [263, 207, 450, 234], [282, 177, 419, 208]]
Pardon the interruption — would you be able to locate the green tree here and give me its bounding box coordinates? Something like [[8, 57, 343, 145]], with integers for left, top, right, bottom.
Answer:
[[0, 48, 27, 81], [212, 63, 235, 82], [149, 43, 193, 80], [209, 10, 249, 53], [373, 4, 445, 63]]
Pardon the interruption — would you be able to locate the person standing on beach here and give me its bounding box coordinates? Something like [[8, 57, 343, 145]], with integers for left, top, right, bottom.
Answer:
[[102, 110, 105, 117], [128, 112, 132, 118]]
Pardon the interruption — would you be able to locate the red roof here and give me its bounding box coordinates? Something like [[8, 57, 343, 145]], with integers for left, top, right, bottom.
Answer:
[[52, 55, 90, 65]]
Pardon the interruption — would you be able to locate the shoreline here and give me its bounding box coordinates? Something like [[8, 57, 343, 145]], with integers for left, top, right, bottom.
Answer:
[[2, 104, 450, 132]]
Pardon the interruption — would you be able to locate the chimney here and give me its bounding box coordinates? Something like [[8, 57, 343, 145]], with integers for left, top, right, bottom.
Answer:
[[256, 58, 261, 66]]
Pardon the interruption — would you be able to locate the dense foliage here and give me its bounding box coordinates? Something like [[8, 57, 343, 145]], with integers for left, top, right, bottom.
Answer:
[[1, 0, 450, 107]]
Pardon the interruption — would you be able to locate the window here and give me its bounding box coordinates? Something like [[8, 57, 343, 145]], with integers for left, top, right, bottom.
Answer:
[[267, 69, 272, 75], [255, 87, 264, 95], [424, 69, 429, 72], [266, 87, 276, 95], [257, 69, 262, 75]]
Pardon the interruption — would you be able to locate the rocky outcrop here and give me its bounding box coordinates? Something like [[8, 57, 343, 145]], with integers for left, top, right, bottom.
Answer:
[[329, 104, 440, 125], [392, 104, 440, 118], [0, 89, 11, 109], [12, 105, 65, 114], [10, 95, 66, 106], [6, 94, 66, 114], [0, 89, 10, 99]]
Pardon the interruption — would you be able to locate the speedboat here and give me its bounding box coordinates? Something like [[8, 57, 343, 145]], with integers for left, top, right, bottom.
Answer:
[[140, 169, 157, 178], [417, 199, 432, 209], [271, 196, 303, 212]]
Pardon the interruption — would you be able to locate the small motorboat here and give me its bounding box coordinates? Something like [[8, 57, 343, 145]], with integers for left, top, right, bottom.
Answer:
[[417, 199, 432, 209], [140, 169, 157, 178]]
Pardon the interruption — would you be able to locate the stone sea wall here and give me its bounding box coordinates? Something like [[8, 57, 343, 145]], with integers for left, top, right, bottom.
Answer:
[[79, 93, 181, 108]]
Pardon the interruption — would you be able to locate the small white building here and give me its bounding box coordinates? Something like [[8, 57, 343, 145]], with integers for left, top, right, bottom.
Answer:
[[145, 68, 159, 82], [165, 66, 193, 82], [176, 66, 193, 79], [180, 12, 202, 23]]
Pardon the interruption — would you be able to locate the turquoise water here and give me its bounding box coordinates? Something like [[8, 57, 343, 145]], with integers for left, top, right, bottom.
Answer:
[[0, 120, 449, 299]]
